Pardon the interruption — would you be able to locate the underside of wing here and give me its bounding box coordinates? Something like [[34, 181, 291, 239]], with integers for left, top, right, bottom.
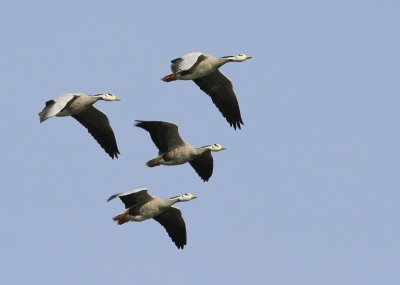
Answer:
[[153, 207, 187, 249], [171, 52, 203, 74], [193, 71, 244, 129], [135, 120, 185, 153], [38, 94, 76, 122], [72, 106, 120, 159], [107, 188, 152, 208], [189, 151, 213, 182]]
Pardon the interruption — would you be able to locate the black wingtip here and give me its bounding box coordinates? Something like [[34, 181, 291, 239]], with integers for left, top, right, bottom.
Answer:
[[174, 240, 186, 249], [108, 149, 120, 159], [230, 119, 244, 130], [107, 194, 118, 202], [134, 120, 145, 128]]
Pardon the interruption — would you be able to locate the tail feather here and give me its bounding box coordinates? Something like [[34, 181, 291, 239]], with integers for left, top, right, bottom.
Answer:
[[112, 212, 129, 225], [161, 74, 177, 82], [146, 158, 161, 167]]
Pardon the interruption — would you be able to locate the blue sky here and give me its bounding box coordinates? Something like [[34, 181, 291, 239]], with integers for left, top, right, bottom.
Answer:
[[1, 0, 400, 284]]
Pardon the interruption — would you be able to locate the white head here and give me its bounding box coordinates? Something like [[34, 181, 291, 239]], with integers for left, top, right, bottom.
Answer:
[[222, 54, 252, 62], [207, 144, 226, 152], [97, 93, 121, 101], [177, 193, 197, 202]]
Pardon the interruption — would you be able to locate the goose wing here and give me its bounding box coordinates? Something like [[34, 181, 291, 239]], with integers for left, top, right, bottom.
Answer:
[[107, 188, 152, 208], [193, 70, 244, 129], [38, 93, 77, 123], [72, 105, 120, 159], [189, 151, 213, 182], [170, 52, 203, 74], [153, 207, 187, 249], [135, 120, 185, 153]]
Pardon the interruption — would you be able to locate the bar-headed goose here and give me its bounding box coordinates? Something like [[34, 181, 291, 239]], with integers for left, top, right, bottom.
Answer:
[[39, 92, 120, 159], [107, 188, 197, 249], [162, 52, 252, 130], [135, 120, 226, 182]]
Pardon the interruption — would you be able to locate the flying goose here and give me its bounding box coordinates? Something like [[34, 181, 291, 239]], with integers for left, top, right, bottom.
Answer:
[[135, 120, 226, 182], [107, 188, 197, 249], [162, 52, 252, 130], [39, 92, 120, 159]]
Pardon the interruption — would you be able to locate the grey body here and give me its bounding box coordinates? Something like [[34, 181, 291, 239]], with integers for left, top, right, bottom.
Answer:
[[159, 143, 209, 165], [123, 195, 175, 221], [107, 188, 197, 249], [38, 93, 120, 159]]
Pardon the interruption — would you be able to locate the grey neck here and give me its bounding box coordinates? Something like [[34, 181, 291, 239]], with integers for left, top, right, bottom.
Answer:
[[194, 146, 211, 155], [216, 57, 233, 68], [93, 94, 106, 100], [165, 197, 180, 207]]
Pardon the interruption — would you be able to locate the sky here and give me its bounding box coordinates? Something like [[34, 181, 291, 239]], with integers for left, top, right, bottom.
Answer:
[[1, 0, 400, 284]]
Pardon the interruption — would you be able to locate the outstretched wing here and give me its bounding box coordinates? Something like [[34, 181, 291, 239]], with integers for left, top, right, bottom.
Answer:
[[38, 93, 77, 123], [153, 207, 187, 249], [107, 188, 152, 208], [72, 106, 120, 159], [135, 120, 185, 153], [193, 70, 244, 130], [189, 151, 213, 182], [171, 52, 203, 74]]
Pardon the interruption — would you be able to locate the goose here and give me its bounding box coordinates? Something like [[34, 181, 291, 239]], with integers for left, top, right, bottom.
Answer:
[[135, 120, 226, 182], [38, 92, 120, 159], [107, 188, 197, 249], [162, 52, 252, 130]]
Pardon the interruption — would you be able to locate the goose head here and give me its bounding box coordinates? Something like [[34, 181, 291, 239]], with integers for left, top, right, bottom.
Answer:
[[177, 193, 197, 202], [97, 93, 121, 101], [207, 144, 226, 152]]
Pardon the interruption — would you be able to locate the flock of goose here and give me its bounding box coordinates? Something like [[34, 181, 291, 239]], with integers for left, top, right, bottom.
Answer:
[[39, 52, 252, 249]]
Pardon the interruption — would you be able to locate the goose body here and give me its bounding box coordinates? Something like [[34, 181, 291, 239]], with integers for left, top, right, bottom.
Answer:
[[38, 93, 120, 159], [151, 143, 208, 166], [135, 120, 226, 181], [107, 188, 197, 249], [162, 52, 252, 129]]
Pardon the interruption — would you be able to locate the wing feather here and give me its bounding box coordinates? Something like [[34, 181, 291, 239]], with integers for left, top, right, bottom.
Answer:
[[135, 120, 185, 153], [171, 52, 203, 74], [189, 151, 213, 181], [72, 106, 120, 159], [153, 207, 187, 249], [107, 188, 152, 208], [193, 70, 244, 129], [38, 93, 76, 122]]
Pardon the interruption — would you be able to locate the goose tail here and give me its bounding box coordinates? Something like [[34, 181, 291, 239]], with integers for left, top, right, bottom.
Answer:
[[161, 74, 177, 82], [146, 158, 161, 167], [112, 212, 129, 225]]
